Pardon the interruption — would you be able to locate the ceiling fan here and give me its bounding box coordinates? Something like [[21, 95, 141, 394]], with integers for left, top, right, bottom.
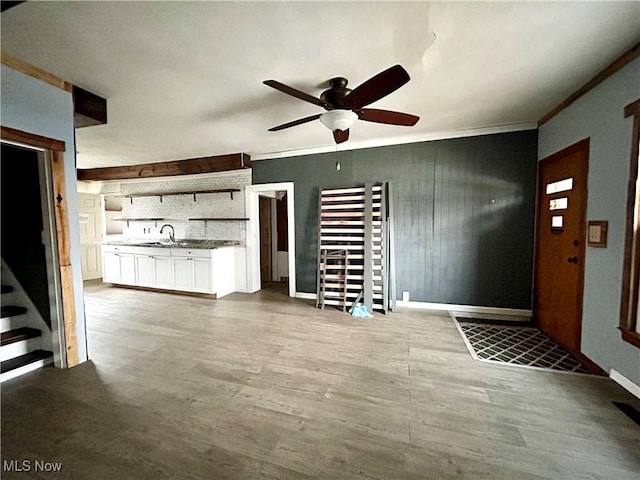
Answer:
[[263, 65, 420, 144]]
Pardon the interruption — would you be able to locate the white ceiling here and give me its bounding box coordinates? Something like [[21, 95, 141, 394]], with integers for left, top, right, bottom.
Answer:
[[1, 1, 639, 169]]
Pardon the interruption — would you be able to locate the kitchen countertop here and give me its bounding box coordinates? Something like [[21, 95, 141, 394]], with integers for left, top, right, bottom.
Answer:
[[102, 239, 242, 249]]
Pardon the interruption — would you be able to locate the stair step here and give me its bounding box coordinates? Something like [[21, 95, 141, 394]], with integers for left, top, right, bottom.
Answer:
[[1, 327, 41, 346], [1, 285, 14, 294], [1, 350, 53, 374], [0, 305, 27, 319]]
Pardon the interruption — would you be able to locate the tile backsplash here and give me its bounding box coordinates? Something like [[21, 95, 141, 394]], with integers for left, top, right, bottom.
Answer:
[[120, 170, 251, 243]]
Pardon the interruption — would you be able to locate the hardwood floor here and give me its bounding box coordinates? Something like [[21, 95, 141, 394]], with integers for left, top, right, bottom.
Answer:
[[2, 282, 639, 479]]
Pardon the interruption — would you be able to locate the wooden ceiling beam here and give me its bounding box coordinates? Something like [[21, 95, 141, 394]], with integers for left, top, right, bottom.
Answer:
[[1, 53, 107, 128], [1, 49, 72, 92], [77, 153, 251, 181], [73, 86, 107, 128]]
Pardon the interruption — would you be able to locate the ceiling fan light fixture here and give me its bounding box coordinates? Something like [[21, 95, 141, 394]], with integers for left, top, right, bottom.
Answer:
[[319, 110, 358, 132]]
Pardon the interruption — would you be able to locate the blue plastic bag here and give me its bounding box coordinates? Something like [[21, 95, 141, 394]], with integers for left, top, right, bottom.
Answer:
[[349, 304, 373, 318]]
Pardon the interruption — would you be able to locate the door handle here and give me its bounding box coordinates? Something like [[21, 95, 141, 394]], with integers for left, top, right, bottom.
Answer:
[[567, 256, 578, 264]]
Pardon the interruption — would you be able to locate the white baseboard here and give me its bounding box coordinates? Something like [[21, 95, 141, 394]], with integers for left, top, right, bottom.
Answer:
[[610, 369, 640, 400], [295, 292, 317, 300], [294, 293, 531, 319], [396, 300, 531, 319]]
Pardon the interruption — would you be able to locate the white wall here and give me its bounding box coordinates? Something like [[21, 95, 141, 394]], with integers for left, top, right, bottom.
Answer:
[[538, 57, 640, 385], [1, 65, 88, 364], [118, 170, 251, 242]]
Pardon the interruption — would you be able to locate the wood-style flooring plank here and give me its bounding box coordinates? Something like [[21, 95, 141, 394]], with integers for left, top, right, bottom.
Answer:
[[1, 282, 638, 479]]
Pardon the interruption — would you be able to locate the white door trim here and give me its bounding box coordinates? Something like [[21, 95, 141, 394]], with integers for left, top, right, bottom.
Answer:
[[245, 183, 296, 297]]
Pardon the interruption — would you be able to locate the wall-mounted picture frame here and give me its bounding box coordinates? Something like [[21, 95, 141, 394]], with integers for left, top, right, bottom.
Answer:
[[587, 220, 608, 248]]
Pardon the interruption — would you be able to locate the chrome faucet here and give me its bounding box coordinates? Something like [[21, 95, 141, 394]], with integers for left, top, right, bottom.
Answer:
[[159, 224, 175, 243]]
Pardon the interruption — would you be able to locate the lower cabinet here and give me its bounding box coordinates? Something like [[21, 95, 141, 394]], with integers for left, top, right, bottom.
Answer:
[[173, 257, 212, 293], [135, 253, 172, 289], [102, 244, 236, 297], [155, 256, 173, 289], [103, 250, 135, 284], [135, 254, 155, 287]]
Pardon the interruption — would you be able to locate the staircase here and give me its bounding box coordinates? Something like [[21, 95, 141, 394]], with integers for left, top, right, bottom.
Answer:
[[1, 282, 53, 383]]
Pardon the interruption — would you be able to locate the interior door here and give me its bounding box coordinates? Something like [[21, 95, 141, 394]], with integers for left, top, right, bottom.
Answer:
[[534, 139, 589, 355], [78, 193, 103, 280], [259, 195, 272, 285]]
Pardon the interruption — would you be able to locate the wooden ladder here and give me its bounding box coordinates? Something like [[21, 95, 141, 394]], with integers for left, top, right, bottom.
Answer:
[[317, 249, 350, 311]]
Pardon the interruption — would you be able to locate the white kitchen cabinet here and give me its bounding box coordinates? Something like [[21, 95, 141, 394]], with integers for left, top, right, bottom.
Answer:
[[120, 254, 136, 284], [102, 245, 136, 284], [102, 252, 121, 283], [213, 247, 237, 297], [193, 257, 212, 292], [135, 255, 155, 287], [172, 250, 213, 294], [172, 257, 193, 291], [102, 244, 237, 297], [173, 257, 212, 293], [155, 256, 172, 289], [134, 247, 172, 289]]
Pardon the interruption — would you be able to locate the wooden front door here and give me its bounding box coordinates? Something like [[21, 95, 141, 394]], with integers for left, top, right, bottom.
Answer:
[[534, 139, 589, 355]]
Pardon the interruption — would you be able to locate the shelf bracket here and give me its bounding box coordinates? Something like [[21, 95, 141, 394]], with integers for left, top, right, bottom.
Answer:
[[130, 197, 133, 205], [159, 195, 163, 203], [230, 191, 234, 200], [193, 193, 197, 202], [126, 220, 130, 227]]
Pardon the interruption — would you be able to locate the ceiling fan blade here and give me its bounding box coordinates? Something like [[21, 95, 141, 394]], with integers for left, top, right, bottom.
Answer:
[[344, 65, 410, 109], [333, 129, 349, 144], [357, 108, 419, 126], [263, 80, 329, 108], [268, 114, 322, 131]]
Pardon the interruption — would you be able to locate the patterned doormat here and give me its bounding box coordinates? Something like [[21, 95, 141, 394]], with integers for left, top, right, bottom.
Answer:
[[452, 316, 591, 374]]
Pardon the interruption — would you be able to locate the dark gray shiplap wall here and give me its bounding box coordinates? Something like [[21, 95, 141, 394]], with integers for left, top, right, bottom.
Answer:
[[252, 130, 538, 309]]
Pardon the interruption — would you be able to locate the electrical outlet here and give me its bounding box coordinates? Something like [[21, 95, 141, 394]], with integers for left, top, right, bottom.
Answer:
[[402, 291, 409, 302]]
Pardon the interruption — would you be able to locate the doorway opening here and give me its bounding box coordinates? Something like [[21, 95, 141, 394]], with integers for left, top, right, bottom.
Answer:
[[259, 191, 289, 288], [1, 142, 66, 370], [246, 183, 296, 297]]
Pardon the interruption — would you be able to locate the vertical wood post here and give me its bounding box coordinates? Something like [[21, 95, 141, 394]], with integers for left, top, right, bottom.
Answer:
[[364, 183, 373, 312], [51, 150, 79, 366], [316, 190, 323, 308], [387, 183, 397, 311]]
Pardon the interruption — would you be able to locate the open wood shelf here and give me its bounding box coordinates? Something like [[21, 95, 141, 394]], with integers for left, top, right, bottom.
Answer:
[[188, 218, 249, 221], [189, 217, 249, 225], [113, 218, 165, 227], [122, 188, 240, 203]]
